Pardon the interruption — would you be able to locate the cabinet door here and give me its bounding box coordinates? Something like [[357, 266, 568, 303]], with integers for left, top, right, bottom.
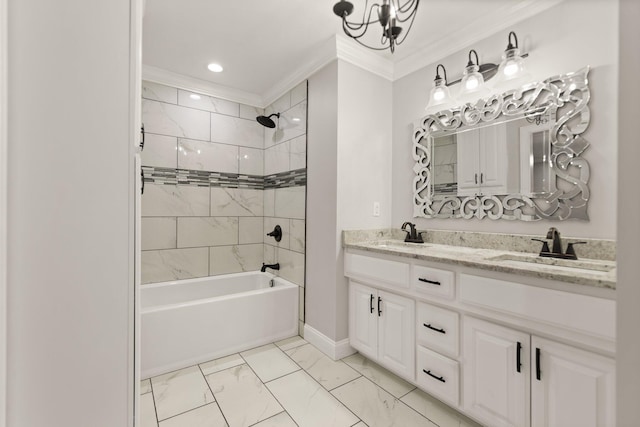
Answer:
[[479, 123, 508, 194], [377, 290, 415, 380], [463, 317, 530, 427], [531, 336, 615, 427], [348, 282, 377, 360], [456, 129, 480, 196]]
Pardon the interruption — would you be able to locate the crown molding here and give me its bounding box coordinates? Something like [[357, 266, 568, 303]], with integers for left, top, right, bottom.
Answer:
[[335, 34, 394, 81], [261, 36, 338, 107], [142, 64, 263, 107], [393, 0, 565, 80]]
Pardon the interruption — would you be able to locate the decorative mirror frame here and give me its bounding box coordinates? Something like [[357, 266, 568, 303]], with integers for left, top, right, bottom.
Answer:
[[412, 67, 591, 221]]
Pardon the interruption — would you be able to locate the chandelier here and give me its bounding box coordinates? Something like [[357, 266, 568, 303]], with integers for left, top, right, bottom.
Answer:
[[332, 0, 420, 53]]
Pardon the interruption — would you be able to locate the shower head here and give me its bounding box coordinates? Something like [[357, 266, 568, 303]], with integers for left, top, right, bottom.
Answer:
[[256, 113, 280, 128]]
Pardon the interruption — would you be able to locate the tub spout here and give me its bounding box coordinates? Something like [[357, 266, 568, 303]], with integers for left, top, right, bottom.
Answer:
[[261, 263, 280, 272]]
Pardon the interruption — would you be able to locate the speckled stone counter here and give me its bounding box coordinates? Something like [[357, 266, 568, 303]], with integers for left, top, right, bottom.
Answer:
[[343, 229, 617, 290]]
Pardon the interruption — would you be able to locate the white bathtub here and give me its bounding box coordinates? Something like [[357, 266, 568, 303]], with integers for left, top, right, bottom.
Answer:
[[140, 271, 299, 378]]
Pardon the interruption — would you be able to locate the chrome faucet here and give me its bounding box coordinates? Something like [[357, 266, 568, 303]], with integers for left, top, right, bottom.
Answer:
[[261, 263, 280, 272], [401, 222, 424, 244]]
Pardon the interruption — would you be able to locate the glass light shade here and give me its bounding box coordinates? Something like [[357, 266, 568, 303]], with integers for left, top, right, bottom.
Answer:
[[492, 47, 531, 92], [498, 47, 525, 80], [459, 63, 489, 101], [425, 77, 455, 113]]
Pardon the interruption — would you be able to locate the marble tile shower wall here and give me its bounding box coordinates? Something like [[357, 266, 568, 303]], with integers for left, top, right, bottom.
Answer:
[[140, 81, 307, 319]]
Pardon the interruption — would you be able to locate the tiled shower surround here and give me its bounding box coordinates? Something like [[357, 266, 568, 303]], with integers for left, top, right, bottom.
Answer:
[[140, 80, 307, 331]]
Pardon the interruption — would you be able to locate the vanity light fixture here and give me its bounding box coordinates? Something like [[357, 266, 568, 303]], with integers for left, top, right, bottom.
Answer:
[[189, 93, 201, 100], [458, 49, 490, 100], [332, 0, 420, 53], [425, 64, 455, 112], [497, 31, 526, 81]]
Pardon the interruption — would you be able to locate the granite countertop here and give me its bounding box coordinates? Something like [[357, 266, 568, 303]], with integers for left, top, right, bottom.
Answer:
[[343, 231, 617, 290]]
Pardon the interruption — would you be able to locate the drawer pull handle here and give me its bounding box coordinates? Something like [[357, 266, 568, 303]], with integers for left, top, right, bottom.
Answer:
[[536, 347, 541, 381], [418, 277, 441, 286], [377, 297, 382, 317], [369, 294, 374, 314], [516, 341, 522, 373], [423, 369, 445, 383], [423, 323, 446, 334]]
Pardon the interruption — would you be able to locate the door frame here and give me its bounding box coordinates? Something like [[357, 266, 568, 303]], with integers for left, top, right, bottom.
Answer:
[[1, 0, 8, 423]]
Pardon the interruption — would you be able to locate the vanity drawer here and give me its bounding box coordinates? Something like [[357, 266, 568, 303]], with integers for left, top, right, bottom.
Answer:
[[345, 252, 410, 288], [416, 345, 459, 406], [412, 265, 455, 299], [417, 302, 459, 357]]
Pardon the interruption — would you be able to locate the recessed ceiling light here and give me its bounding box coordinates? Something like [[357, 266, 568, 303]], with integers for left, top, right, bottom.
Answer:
[[207, 63, 223, 73], [190, 93, 201, 100]]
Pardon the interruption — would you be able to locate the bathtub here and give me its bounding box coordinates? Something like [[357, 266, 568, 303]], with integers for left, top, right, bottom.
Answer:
[[140, 271, 299, 378]]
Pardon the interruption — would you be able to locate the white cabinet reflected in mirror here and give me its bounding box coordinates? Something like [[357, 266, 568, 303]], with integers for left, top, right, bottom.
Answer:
[[413, 67, 591, 221]]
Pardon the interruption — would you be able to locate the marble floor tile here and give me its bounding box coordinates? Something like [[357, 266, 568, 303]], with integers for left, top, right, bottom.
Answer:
[[151, 365, 215, 421], [140, 392, 158, 427], [286, 344, 361, 390], [251, 411, 297, 427], [200, 353, 245, 376], [342, 353, 415, 398], [141, 378, 152, 394], [331, 377, 436, 427], [401, 388, 482, 427], [158, 403, 228, 427], [206, 364, 282, 427], [240, 344, 300, 382], [266, 370, 359, 427], [274, 335, 308, 351]]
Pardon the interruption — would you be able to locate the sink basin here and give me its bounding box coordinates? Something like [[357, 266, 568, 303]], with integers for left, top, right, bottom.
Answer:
[[370, 240, 429, 250], [487, 253, 615, 274]]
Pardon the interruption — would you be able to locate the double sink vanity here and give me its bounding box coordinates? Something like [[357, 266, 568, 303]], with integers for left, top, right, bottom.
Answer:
[[343, 228, 616, 427]]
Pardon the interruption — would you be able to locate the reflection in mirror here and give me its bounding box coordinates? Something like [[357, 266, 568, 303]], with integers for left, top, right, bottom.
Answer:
[[413, 67, 591, 221]]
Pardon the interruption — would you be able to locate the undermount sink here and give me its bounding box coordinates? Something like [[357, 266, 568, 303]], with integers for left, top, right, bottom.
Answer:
[[371, 240, 429, 250], [487, 253, 615, 274]]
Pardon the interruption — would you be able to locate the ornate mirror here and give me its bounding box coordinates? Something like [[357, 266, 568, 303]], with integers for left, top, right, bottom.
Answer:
[[412, 67, 591, 221]]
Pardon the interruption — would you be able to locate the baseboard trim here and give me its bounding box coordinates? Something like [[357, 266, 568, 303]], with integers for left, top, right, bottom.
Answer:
[[303, 324, 356, 361]]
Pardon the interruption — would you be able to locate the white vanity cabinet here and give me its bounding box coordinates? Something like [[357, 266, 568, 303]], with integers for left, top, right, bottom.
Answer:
[[344, 248, 616, 427], [348, 281, 415, 380], [457, 124, 517, 197], [463, 317, 615, 427]]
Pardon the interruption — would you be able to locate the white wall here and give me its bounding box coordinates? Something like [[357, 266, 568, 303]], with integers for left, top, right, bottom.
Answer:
[[392, 0, 619, 239], [307, 59, 392, 344], [307, 60, 340, 342], [7, 1, 134, 426], [616, 0, 640, 424], [336, 60, 392, 340]]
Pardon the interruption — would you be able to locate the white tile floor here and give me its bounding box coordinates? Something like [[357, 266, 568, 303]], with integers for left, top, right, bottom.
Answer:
[[140, 336, 482, 427]]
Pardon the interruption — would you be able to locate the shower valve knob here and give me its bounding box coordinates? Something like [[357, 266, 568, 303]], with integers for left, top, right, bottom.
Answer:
[[267, 225, 282, 242]]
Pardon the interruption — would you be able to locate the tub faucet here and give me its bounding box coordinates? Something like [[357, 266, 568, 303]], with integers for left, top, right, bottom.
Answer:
[[401, 222, 424, 243], [261, 263, 280, 272]]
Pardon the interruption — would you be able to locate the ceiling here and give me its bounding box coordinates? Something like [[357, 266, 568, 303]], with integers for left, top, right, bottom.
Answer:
[[142, 0, 561, 106]]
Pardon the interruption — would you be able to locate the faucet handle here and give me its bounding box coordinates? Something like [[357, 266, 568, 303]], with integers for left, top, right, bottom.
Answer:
[[531, 238, 550, 254], [565, 241, 587, 259]]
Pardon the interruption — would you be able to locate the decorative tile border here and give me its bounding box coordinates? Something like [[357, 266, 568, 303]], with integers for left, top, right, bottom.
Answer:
[[264, 169, 306, 189], [142, 166, 306, 190]]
